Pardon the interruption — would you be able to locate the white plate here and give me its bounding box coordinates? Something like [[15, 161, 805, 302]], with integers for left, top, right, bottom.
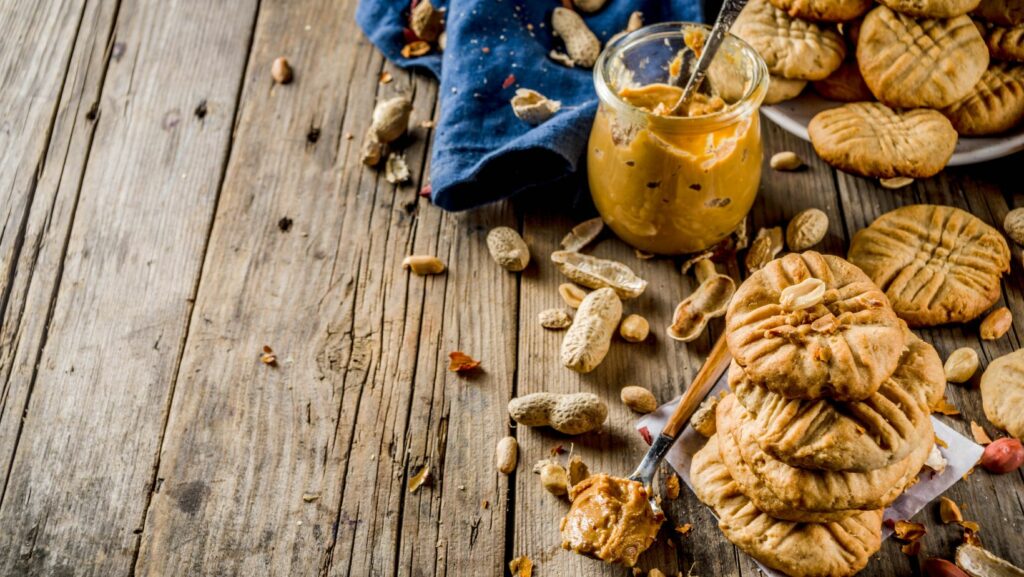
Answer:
[[762, 93, 1024, 166]]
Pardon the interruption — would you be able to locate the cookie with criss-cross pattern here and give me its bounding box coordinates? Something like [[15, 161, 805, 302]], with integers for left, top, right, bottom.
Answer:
[[725, 251, 905, 401], [732, 0, 847, 80], [768, 0, 873, 22], [691, 434, 884, 577], [808, 102, 957, 178], [879, 0, 980, 18], [857, 6, 988, 107], [848, 204, 1011, 327], [978, 20, 1024, 61], [975, 0, 1024, 26], [942, 62, 1024, 135], [730, 330, 943, 471]]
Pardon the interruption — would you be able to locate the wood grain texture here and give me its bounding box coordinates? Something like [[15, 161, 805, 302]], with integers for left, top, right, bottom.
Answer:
[[0, 0, 258, 574], [0, 0, 116, 502]]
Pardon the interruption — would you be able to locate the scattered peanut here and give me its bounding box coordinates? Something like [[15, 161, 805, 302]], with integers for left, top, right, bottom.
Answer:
[[979, 437, 1024, 474], [561, 217, 604, 252], [549, 49, 575, 68], [690, 395, 719, 437], [402, 255, 445, 275], [880, 176, 914, 189], [1004, 207, 1024, 246], [535, 459, 569, 496], [770, 151, 802, 171], [271, 57, 293, 84], [786, 208, 828, 251], [956, 543, 1024, 577], [980, 307, 1012, 340], [551, 251, 647, 299], [619, 314, 649, 343], [558, 283, 588, 309], [620, 385, 657, 413], [561, 288, 622, 372], [551, 7, 600, 68], [361, 96, 413, 167], [944, 348, 980, 383], [511, 88, 562, 125], [508, 392, 608, 434], [496, 436, 518, 474], [539, 308, 573, 330], [410, 0, 444, 42], [384, 153, 410, 184], [648, 570, 667, 577], [779, 277, 826, 311], [939, 496, 963, 524], [486, 226, 531, 271], [745, 226, 783, 272], [567, 455, 590, 487], [924, 558, 969, 577]]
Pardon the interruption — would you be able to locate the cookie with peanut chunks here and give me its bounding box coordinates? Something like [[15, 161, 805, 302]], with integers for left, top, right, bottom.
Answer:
[[879, 0, 980, 18], [725, 251, 904, 401], [691, 433, 883, 577], [813, 59, 875, 101], [732, 0, 847, 80], [768, 0, 873, 22], [848, 204, 1011, 327], [980, 348, 1024, 439], [974, 0, 1024, 26], [977, 20, 1024, 61], [942, 62, 1024, 135], [808, 102, 957, 178], [858, 6, 988, 108], [730, 329, 943, 471]]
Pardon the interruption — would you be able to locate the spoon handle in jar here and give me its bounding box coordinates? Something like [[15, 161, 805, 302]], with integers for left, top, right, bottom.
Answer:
[[670, 0, 750, 116], [662, 333, 731, 439]]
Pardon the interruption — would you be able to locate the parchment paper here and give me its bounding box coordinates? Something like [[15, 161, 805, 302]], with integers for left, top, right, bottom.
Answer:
[[636, 373, 985, 577]]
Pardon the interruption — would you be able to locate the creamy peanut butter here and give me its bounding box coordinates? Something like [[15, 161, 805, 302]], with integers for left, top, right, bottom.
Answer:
[[588, 82, 761, 254], [559, 474, 662, 567]]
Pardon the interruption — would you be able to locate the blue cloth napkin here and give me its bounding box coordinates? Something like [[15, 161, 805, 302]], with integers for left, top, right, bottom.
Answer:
[[357, 0, 704, 210]]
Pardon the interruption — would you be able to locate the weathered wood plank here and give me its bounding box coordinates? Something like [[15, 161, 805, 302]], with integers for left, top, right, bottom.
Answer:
[[0, 0, 259, 574], [835, 158, 1024, 568], [0, 0, 97, 499]]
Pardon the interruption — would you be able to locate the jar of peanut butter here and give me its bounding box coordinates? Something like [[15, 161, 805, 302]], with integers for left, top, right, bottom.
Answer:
[[589, 23, 769, 255]]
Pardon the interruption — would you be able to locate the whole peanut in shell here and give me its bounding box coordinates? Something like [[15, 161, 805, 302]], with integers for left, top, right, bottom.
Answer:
[[507, 392, 608, 435]]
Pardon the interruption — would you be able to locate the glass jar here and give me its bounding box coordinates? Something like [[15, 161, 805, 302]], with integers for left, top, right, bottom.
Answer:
[[588, 23, 769, 255]]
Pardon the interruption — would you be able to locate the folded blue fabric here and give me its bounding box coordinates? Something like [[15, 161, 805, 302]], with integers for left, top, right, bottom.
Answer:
[[357, 0, 704, 211]]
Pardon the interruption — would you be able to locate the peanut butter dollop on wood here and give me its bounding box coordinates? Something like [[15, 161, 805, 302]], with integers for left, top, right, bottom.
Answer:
[[559, 474, 662, 567]]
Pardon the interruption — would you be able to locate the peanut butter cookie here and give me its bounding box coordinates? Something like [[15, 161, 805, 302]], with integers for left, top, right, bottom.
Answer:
[[765, 75, 809, 104], [720, 394, 932, 513], [813, 59, 875, 101], [848, 205, 1011, 327], [942, 62, 1024, 135], [978, 21, 1024, 61], [980, 349, 1024, 439], [730, 331, 943, 471], [692, 434, 884, 577], [975, 0, 1024, 26], [808, 102, 957, 178], [858, 6, 989, 108], [726, 251, 905, 401], [768, 0, 874, 22], [879, 0, 980, 18], [732, 0, 847, 80]]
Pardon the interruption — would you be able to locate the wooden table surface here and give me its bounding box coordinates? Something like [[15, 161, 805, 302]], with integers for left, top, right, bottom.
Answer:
[[2, 1, 1023, 576]]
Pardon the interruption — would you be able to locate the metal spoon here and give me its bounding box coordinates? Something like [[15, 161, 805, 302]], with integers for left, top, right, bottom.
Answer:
[[628, 333, 731, 517], [669, 0, 750, 116]]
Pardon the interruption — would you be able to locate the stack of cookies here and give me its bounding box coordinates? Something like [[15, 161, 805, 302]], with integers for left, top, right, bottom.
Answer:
[[691, 252, 946, 577], [732, 0, 1024, 179]]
